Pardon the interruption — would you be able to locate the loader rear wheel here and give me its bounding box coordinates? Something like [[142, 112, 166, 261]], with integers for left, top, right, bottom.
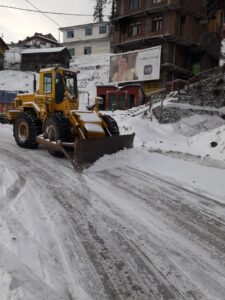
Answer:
[[102, 115, 119, 136], [13, 111, 41, 149], [44, 113, 70, 157]]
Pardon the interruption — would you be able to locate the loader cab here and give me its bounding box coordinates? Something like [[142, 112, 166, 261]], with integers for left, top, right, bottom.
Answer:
[[63, 70, 78, 101], [39, 67, 78, 108], [55, 72, 65, 104]]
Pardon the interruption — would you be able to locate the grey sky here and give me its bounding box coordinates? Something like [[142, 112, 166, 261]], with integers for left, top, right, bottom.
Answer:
[[1, 0, 109, 43]]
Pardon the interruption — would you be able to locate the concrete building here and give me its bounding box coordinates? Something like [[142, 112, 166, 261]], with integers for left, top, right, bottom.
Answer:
[[110, 0, 224, 92], [60, 22, 110, 57]]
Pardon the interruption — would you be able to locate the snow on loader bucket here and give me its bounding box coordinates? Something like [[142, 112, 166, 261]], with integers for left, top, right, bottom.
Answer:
[[36, 133, 135, 171]]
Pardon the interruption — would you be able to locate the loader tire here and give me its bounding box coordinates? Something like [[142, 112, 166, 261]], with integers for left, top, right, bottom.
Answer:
[[102, 115, 119, 136], [44, 113, 70, 157], [13, 111, 41, 149]]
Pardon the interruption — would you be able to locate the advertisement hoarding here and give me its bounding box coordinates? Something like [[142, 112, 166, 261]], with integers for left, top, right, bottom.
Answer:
[[109, 46, 161, 84]]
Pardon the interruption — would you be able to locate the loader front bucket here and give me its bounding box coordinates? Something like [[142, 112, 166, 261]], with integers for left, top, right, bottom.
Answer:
[[36, 133, 135, 171], [74, 133, 135, 169]]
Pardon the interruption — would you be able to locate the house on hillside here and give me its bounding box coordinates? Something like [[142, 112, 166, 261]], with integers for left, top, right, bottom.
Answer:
[[60, 22, 110, 57], [18, 32, 60, 49], [0, 37, 9, 70], [110, 0, 224, 93], [20, 47, 71, 71]]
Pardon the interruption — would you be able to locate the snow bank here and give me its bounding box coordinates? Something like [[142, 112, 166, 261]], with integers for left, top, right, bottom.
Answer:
[[0, 70, 37, 92]]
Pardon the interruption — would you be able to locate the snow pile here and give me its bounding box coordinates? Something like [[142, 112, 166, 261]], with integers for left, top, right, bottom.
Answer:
[[110, 105, 225, 165], [0, 70, 37, 92]]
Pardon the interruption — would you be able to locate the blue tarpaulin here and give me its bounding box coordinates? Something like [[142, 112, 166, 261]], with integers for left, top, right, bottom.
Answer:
[[0, 90, 27, 104]]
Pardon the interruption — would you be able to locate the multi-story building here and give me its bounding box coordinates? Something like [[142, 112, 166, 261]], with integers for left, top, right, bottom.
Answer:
[[60, 22, 110, 57], [110, 0, 224, 90]]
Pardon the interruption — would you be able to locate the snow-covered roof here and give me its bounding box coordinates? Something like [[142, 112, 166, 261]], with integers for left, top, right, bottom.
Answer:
[[19, 33, 59, 46], [21, 47, 67, 54], [59, 21, 109, 31]]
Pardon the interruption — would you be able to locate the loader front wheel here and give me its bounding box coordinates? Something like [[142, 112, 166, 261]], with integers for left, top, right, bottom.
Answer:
[[102, 115, 119, 136], [44, 113, 70, 157], [13, 111, 41, 149]]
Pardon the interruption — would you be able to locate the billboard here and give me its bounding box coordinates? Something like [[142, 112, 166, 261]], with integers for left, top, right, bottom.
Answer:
[[109, 46, 161, 84]]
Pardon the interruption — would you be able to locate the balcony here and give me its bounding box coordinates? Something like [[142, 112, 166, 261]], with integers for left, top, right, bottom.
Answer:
[[111, 0, 206, 23]]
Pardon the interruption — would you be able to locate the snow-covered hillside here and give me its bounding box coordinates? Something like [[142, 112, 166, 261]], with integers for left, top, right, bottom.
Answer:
[[0, 70, 37, 92]]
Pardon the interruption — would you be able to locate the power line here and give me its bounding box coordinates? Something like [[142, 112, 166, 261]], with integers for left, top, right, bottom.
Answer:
[[0, 4, 93, 17], [24, 0, 61, 27]]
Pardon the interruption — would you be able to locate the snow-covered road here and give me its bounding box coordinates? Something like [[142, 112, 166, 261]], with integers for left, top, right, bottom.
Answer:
[[0, 125, 225, 300]]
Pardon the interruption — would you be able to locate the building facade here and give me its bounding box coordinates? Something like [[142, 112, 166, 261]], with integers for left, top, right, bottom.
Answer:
[[110, 0, 224, 91], [60, 22, 110, 57], [96, 84, 146, 110]]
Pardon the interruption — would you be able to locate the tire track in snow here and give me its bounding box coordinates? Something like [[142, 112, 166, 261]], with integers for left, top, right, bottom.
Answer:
[[0, 149, 93, 300], [0, 242, 63, 300], [43, 170, 198, 300], [86, 171, 205, 299], [23, 158, 151, 299], [88, 167, 225, 300], [1, 131, 225, 299], [0, 173, 26, 212]]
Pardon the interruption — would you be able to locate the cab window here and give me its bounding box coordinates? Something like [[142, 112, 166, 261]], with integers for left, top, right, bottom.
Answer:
[[44, 73, 52, 93]]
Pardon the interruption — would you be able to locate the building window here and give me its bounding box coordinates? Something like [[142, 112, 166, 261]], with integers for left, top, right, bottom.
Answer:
[[69, 48, 75, 56], [99, 25, 107, 34], [85, 27, 93, 36], [129, 0, 140, 10], [84, 46, 92, 55], [67, 31, 74, 38], [128, 22, 142, 36], [152, 16, 163, 32], [44, 73, 52, 93]]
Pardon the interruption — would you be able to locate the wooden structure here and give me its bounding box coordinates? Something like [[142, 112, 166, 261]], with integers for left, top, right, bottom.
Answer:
[[96, 84, 146, 110], [111, 0, 224, 88], [20, 47, 71, 71], [0, 37, 9, 70]]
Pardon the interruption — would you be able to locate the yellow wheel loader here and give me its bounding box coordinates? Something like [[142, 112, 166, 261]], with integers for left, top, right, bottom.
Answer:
[[6, 67, 134, 170]]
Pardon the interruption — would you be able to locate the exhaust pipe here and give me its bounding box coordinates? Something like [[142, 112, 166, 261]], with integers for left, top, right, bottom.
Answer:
[[33, 74, 37, 93]]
